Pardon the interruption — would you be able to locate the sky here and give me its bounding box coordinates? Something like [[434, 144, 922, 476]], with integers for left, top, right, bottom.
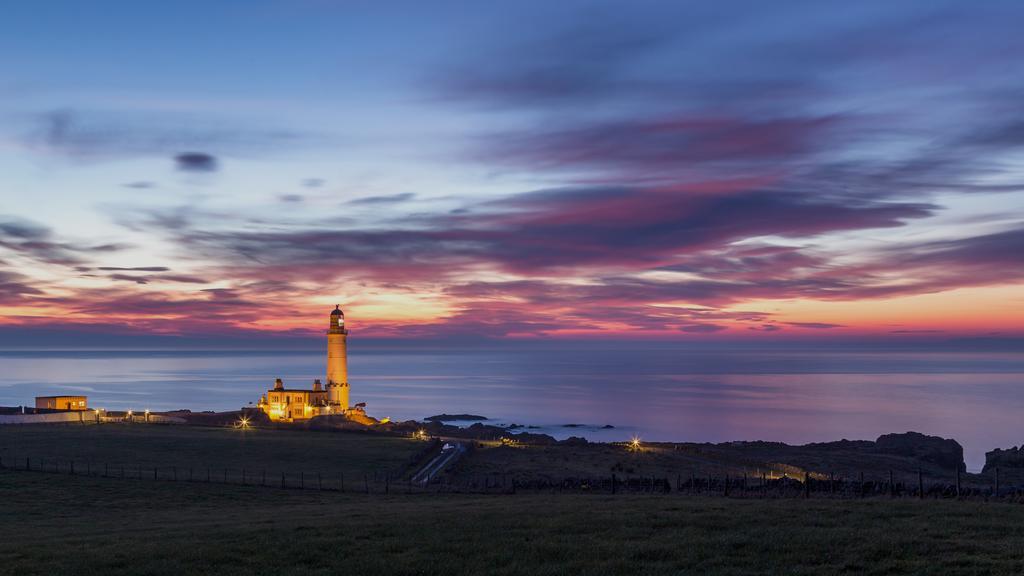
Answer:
[[1, 0, 1023, 346]]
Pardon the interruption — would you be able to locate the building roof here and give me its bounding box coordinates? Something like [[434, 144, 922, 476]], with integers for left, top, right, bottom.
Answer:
[[35, 395, 87, 399], [268, 388, 327, 394]]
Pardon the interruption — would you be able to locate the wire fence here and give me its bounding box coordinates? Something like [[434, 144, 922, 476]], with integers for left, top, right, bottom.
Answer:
[[0, 454, 432, 494], [2, 452, 1021, 501]]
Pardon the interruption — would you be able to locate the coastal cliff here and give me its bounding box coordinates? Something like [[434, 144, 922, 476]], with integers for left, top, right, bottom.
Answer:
[[984, 445, 1024, 473]]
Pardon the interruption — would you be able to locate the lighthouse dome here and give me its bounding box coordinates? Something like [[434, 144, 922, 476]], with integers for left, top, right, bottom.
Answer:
[[331, 305, 343, 316]]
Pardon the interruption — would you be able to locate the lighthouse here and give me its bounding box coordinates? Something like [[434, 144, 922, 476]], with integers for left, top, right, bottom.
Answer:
[[256, 304, 366, 422], [326, 305, 350, 410]]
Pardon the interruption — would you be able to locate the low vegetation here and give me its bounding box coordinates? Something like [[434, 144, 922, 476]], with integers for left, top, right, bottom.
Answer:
[[453, 440, 974, 486], [3, 471, 1024, 575], [0, 423, 426, 480]]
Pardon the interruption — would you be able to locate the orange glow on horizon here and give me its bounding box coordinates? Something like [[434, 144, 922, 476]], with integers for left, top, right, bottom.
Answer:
[[1, 281, 1021, 341]]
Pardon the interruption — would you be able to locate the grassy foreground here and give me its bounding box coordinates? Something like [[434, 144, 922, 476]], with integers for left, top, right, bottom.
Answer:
[[3, 471, 1024, 575], [0, 423, 424, 480]]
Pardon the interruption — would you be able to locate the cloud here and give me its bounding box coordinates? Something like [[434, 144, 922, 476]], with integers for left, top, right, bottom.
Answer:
[[107, 273, 149, 285], [481, 115, 840, 177], [847, 227, 1024, 295], [0, 216, 127, 266], [0, 269, 44, 305], [23, 108, 314, 163], [679, 323, 727, 333], [786, 322, 844, 329], [98, 266, 170, 272], [130, 185, 932, 284], [347, 193, 416, 205], [174, 152, 218, 172], [105, 272, 208, 285], [0, 218, 49, 240]]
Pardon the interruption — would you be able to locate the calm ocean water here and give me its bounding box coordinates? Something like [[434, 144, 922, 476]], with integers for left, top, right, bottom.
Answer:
[[1, 347, 1021, 471]]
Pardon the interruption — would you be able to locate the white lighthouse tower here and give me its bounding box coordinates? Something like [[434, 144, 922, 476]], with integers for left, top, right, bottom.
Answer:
[[326, 305, 350, 410]]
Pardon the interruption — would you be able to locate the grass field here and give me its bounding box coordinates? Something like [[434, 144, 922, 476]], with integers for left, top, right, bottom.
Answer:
[[0, 423, 426, 481], [453, 441, 966, 486], [2, 470, 1024, 575]]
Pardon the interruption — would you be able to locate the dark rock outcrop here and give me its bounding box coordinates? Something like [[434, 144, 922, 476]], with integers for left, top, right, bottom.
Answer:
[[425, 414, 488, 422], [874, 431, 965, 472], [561, 436, 589, 446], [984, 445, 1024, 473]]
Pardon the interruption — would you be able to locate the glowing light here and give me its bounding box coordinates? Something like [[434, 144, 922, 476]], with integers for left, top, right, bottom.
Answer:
[[628, 435, 642, 452], [237, 416, 251, 430]]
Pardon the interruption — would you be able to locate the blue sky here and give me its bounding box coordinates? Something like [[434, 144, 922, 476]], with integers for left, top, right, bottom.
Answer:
[[1, 1, 1023, 344]]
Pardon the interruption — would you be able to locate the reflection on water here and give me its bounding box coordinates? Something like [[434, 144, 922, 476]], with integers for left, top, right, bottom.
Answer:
[[1, 348, 1021, 471]]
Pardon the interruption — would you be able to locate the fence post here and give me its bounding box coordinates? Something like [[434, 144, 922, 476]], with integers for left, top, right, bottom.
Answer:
[[340, 472, 344, 493], [281, 472, 286, 489], [173, 467, 177, 482], [611, 473, 617, 495], [300, 472, 304, 490], [724, 474, 730, 497], [995, 467, 1000, 498], [70, 461, 75, 475], [318, 472, 322, 491], [224, 468, 228, 483], [26, 457, 29, 471], [385, 474, 390, 495], [955, 468, 961, 499], [804, 472, 810, 499], [105, 463, 109, 477], [364, 474, 369, 494], [889, 470, 895, 498], [190, 467, 194, 482], [918, 468, 923, 500], [262, 470, 266, 487], [153, 466, 157, 480]]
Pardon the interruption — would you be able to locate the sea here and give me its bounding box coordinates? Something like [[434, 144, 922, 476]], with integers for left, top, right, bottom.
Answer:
[[1, 346, 1022, 471]]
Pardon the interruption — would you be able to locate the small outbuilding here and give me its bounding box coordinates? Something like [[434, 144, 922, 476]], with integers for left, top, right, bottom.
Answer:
[[35, 396, 88, 411]]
